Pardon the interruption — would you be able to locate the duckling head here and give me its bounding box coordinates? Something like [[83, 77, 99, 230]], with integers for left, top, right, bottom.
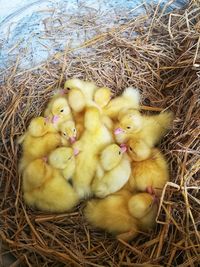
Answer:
[[59, 120, 77, 144], [127, 139, 151, 161], [116, 110, 142, 135], [28, 117, 49, 137], [100, 144, 125, 171], [94, 87, 112, 108], [51, 97, 71, 122], [128, 193, 156, 219], [48, 147, 74, 170]]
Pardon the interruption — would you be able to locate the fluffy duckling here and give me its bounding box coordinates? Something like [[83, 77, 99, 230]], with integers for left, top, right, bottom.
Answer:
[[73, 107, 113, 198], [18, 117, 61, 172], [64, 78, 97, 106], [127, 146, 169, 196], [59, 120, 77, 145], [48, 147, 76, 181], [84, 190, 158, 241], [94, 87, 112, 108], [114, 109, 173, 146], [92, 144, 131, 198], [104, 87, 140, 119], [23, 158, 79, 212], [44, 95, 73, 129]]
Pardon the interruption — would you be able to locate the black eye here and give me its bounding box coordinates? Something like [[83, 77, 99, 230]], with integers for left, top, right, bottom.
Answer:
[[129, 147, 133, 151], [73, 129, 76, 132], [66, 87, 70, 91], [63, 133, 66, 136], [127, 126, 131, 129], [60, 109, 64, 113], [119, 151, 121, 155]]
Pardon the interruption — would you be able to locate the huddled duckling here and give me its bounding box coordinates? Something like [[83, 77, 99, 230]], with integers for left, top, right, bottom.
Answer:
[[84, 190, 158, 241], [92, 144, 131, 198], [22, 157, 79, 212], [114, 109, 173, 146], [127, 146, 169, 196], [72, 107, 113, 198]]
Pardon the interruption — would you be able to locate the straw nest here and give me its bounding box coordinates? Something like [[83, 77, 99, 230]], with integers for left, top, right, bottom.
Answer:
[[0, 1, 200, 266]]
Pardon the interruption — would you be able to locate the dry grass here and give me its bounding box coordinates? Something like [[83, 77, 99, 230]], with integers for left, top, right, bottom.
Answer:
[[0, 1, 200, 266]]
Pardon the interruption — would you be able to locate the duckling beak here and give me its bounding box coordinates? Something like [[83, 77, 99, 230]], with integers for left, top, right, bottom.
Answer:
[[52, 115, 59, 124], [120, 143, 127, 153], [114, 128, 124, 135], [69, 136, 76, 144], [60, 89, 68, 95]]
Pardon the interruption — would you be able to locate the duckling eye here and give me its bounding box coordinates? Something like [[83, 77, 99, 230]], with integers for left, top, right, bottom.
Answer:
[[63, 132, 67, 136], [118, 151, 121, 155], [60, 109, 64, 113], [66, 87, 70, 91], [73, 128, 76, 132], [129, 147, 133, 151], [127, 126, 131, 129]]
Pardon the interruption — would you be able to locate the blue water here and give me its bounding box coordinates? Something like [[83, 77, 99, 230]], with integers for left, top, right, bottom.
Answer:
[[0, 0, 188, 69]]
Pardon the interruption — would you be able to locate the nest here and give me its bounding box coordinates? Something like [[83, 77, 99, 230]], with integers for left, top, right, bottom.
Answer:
[[0, 1, 200, 266]]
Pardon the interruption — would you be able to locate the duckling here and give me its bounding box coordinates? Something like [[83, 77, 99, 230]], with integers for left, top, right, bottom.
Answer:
[[23, 158, 79, 212], [48, 147, 76, 181], [92, 144, 131, 198], [104, 87, 140, 119], [18, 117, 61, 172], [114, 110, 173, 146], [64, 78, 97, 106], [73, 107, 113, 198], [94, 87, 112, 108], [128, 193, 158, 232], [59, 120, 77, 145], [84, 190, 158, 241], [44, 95, 73, 130], [84, 190, 138, 241], [127, 147, 169, 196]]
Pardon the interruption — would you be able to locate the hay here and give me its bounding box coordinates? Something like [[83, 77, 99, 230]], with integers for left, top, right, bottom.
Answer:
[[0, 1, 200, 266]]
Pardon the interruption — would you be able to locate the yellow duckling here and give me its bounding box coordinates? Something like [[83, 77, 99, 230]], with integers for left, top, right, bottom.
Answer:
[[114, 109, 173, 146], [84, 190, 158, 241], [23, 158, 79, 212], [127, 146, 169, 196], [92, 144, 131, 198], [18, 117, 61, 172], [73, 107, 113, 198], [59, 120, 77, 145], [104, 87, 140, 119], [48, 147, 76, 181], [44, 95, 73, 130], [64, 78, 97, 106]]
